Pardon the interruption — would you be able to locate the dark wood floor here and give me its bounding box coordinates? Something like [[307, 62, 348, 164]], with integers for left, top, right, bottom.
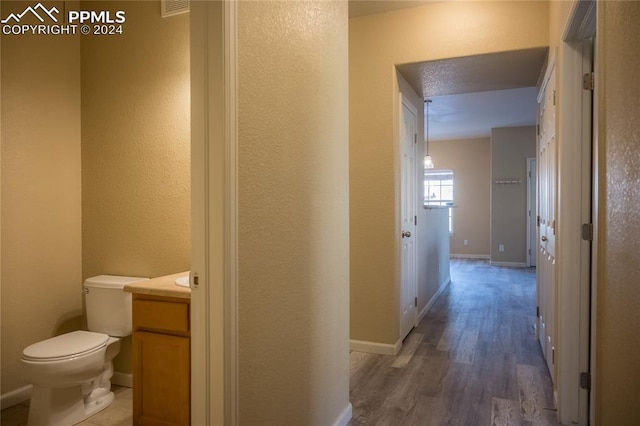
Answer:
[[349, 259, 558, 425]]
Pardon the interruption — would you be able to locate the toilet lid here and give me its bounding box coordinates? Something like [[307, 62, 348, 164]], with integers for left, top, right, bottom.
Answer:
[[22, 330, 109, 361]]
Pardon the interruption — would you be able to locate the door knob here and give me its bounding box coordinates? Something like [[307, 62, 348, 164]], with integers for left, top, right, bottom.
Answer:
[[402, 231, 412, 238], [541, 236, 548, 242]]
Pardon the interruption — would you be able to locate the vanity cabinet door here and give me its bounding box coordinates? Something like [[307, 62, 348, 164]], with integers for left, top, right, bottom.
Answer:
[[133, 330, 190, 425]]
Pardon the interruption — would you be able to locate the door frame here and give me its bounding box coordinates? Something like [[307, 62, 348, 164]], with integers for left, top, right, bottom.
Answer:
[[190, 1, 239, 425], [557, 1, 596, 424], [526, 157, 537, 267], [399, 93, 418, 341]]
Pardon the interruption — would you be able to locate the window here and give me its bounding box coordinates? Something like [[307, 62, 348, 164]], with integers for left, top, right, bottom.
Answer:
[[424, 170, 454, 235]]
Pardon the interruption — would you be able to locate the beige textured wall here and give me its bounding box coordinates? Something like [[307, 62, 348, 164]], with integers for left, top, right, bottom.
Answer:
[[81, 1, 190, 373], [350, 1, 548, 345], [237, 1, 350, 424], [490, 126, 536, 264], [430, 138, 491, 257], [1, 1, 82, 394], [595, 2, 640, 423]]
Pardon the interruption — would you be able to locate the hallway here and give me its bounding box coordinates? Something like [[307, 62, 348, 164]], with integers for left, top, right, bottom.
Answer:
[[349, 259, 558, 425]]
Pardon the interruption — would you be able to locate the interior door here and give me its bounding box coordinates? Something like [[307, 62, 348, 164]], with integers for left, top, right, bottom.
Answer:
[[400, 95, 417, 341], [537, 65, 557, 381]]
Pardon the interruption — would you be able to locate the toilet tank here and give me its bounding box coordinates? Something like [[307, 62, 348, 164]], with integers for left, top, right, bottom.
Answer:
[[84, 275, 148, 337]]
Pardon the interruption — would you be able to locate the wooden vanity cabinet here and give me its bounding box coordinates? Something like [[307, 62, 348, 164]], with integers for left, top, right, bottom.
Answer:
[[132, 294, 190, 426]]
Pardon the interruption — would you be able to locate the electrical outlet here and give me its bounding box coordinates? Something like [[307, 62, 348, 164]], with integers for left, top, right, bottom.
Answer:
[[499, 244, 505, 252], [463, 240, 469, 246]]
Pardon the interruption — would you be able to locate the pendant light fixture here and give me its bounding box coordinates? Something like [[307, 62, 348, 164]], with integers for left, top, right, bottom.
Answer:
[[424, 99, 435, 169]]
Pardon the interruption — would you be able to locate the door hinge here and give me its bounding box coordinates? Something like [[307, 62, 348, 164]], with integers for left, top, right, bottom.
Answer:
[[537, 215, 541, 227], [529, 248, 531, 255], [552, 346, 555, 364], [536, 306, 540, 317], [414, 133, 417, 144], [583, 72, 595, 91], [553, 90, 557, 106], [536, 124, 540, 135], [582, 223, 593, 241], [415, 216, 417, 226], [580, 372, 591, 391], [414, 297, 417, 308]]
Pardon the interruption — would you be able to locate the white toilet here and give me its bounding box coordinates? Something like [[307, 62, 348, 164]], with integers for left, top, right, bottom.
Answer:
[[21, 275, 147, 426]]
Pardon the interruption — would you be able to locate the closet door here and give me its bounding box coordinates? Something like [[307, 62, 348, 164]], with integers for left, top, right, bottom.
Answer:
[[537, 64, 557, 382]]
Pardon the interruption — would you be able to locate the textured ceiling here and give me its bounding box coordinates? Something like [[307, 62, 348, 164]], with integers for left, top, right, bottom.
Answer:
[[396, 48, 548, 97], [349, 0, 433, 18], [398, 48, 548, 141]]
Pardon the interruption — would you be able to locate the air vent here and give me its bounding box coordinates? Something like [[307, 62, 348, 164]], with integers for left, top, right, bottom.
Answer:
[[161, 0, 189, 18]]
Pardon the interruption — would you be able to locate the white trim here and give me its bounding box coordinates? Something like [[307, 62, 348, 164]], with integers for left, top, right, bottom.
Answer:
[[333, 403, 353, 426], [526, 157, 537, 267], [489, 261, 529, 268], [450, 254, 490, 260], [111, 372, 132, 388], [350, 339, 402, 356], [190, 2, 238, 424], [189, 2, 212, 423], [537, 49, 557, 104], [417, 277, 451, 323], [590, 24, 600, 426], [0, 385, 31, 410], [223, 1, 239, 424], [556, 14, 595, 423]]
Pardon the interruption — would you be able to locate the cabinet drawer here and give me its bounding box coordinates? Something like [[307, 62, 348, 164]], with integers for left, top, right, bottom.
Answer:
[[133, 299, 189, 334]]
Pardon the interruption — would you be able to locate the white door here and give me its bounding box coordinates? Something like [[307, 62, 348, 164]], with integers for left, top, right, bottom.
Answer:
[[400, 95, 418, 341], [537, 65, 557, 381]]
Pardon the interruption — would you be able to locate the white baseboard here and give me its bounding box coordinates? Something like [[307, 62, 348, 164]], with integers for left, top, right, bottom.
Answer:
[[112, 372, 133, 388], [490, 261, 529, 268], [350, 338, 401, 356], [417, 277, 451, 323], [333, 402, 352, 426], [450, 254, 490, 259], [1, 385, 31, 410]]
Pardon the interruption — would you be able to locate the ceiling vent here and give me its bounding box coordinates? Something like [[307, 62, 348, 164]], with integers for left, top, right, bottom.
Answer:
[[161, 0, 189, 18]]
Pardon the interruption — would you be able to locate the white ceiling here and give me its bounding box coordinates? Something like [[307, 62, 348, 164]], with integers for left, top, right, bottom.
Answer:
[[426, 87, 539, 141]]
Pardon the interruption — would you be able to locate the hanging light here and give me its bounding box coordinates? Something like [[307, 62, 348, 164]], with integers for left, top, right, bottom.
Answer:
[[424, 99, 435, 169]]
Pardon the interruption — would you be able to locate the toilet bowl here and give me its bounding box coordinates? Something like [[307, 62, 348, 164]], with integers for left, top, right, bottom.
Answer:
[[21, 331, 120, 426], [20, 275, 147, 426]]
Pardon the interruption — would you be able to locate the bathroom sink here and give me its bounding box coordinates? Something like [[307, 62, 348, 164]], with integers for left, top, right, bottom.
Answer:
[[175, 275, 190, 288]]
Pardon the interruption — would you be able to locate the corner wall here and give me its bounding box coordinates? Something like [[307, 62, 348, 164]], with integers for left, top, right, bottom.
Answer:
[[490, 126, 536, 264], [237, 1, 350, 424], [1, 0, 82, 399], [349, 1, 548, 346], [430, 138, 491, 257]]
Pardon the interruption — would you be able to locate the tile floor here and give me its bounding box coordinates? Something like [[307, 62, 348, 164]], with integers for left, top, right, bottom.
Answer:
[[0, 385, 132, 426]]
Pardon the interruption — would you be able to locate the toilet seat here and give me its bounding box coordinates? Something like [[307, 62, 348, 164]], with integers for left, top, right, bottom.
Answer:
[[22, 331, 109, 362]]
